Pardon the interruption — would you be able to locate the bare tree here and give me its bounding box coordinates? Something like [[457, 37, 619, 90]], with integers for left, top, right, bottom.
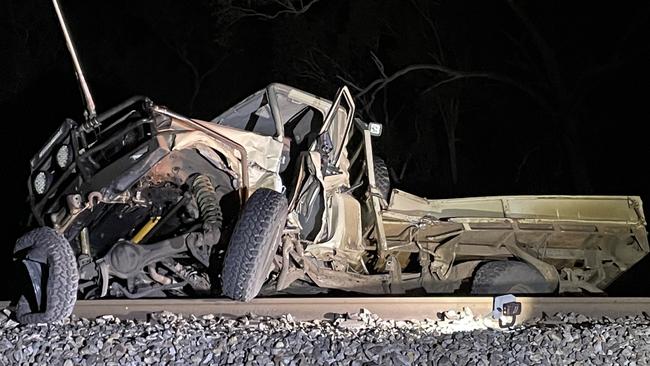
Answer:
[[331, 52, 553, 188], [159, 35, 232, 115], [296, 0, 594, 192], [143, 0, 323, 114], [505, 0, 602, 192], [226, 0, 322, 20], [213, 0, 323, 30]]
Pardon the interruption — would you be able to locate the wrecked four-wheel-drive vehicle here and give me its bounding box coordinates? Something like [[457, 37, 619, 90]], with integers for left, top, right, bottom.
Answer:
[[12, 0, 650, 324]]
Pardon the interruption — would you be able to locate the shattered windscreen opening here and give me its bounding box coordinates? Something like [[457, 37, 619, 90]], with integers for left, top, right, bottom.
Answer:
[[212, 90, 277, 136], [275, 92, 309, 126], [276, 91, 324, 147]]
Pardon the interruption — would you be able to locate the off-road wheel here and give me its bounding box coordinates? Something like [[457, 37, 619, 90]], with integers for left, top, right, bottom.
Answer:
[[373, 156, 391, 201], [222, 188, 288, 301], [471, 261, 554, 294], [14, 227, 78, 324]]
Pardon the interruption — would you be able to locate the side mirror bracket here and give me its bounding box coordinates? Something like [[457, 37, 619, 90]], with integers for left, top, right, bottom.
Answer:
[[354, 118, 383, 137]]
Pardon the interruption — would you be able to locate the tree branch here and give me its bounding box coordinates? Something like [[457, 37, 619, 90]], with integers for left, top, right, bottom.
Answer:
[[507, 0, 566, 98], [228, 0, 321, 20]]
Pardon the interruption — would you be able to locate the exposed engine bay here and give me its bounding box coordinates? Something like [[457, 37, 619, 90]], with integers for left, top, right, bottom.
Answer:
[[73, 172, 232, 299], [32, 99, 246, 300]]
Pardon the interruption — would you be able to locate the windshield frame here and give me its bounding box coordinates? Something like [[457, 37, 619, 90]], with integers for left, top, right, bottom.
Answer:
[[211, 83, 339, 143], [266, 84, 284, 140], [211, 89, 282, 140]]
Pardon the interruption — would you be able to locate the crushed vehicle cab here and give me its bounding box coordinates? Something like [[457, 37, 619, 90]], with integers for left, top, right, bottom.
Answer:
[[12, 0, 649, 324]]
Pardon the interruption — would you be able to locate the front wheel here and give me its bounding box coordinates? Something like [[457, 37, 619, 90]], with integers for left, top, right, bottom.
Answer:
[[221, 188, 288, 301], [14, 227, 79, 324]]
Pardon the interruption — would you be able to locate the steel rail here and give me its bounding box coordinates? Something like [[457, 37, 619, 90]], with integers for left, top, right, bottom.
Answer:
[[2, 297, 649, 324]]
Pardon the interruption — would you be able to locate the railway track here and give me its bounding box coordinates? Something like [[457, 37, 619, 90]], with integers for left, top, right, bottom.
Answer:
[[3, 297, 649, 324]]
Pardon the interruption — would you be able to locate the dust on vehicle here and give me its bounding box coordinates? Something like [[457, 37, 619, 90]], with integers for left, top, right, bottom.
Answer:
[[12, 0, 648, 323]]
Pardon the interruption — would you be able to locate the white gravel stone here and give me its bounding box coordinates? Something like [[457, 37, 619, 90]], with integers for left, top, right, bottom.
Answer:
[[0, 307, 649, 365]]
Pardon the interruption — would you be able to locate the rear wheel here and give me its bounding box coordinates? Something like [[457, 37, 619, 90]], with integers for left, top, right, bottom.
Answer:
[[14, 227, 78, 324], [222, 188, 288, 301], [471, 261, 554, 294]]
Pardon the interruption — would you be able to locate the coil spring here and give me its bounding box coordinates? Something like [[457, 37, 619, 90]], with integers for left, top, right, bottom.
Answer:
[[191, 175, 223, 228]]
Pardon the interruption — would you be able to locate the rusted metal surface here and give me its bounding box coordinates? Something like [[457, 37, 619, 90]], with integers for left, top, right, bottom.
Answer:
[[152, 105, 251, 202], [3, 297, 649, 324]]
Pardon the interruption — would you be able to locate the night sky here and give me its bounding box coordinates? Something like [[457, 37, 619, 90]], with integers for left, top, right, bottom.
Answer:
[[1, 0, 648, 296]]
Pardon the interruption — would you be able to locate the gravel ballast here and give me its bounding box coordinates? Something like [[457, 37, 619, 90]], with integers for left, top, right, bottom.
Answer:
[[1, 307, 649, 365]]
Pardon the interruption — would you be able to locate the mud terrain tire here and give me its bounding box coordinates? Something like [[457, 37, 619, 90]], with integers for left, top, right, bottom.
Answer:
[[471, 261, 553, 294], [373, 156, 391, 201], [14, 227, 78, 324], [222, 188, 288, 301]]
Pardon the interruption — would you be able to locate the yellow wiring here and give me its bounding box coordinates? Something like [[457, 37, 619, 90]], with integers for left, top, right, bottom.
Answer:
[[131, 216, 161, 244]]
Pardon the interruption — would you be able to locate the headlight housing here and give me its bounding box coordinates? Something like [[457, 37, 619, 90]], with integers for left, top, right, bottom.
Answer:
[[55, 144, 72, 168], [33, 171, 50, 195]]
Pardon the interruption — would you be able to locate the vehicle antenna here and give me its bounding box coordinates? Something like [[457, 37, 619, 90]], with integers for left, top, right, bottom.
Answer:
[[52, 0, 99, 131]]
